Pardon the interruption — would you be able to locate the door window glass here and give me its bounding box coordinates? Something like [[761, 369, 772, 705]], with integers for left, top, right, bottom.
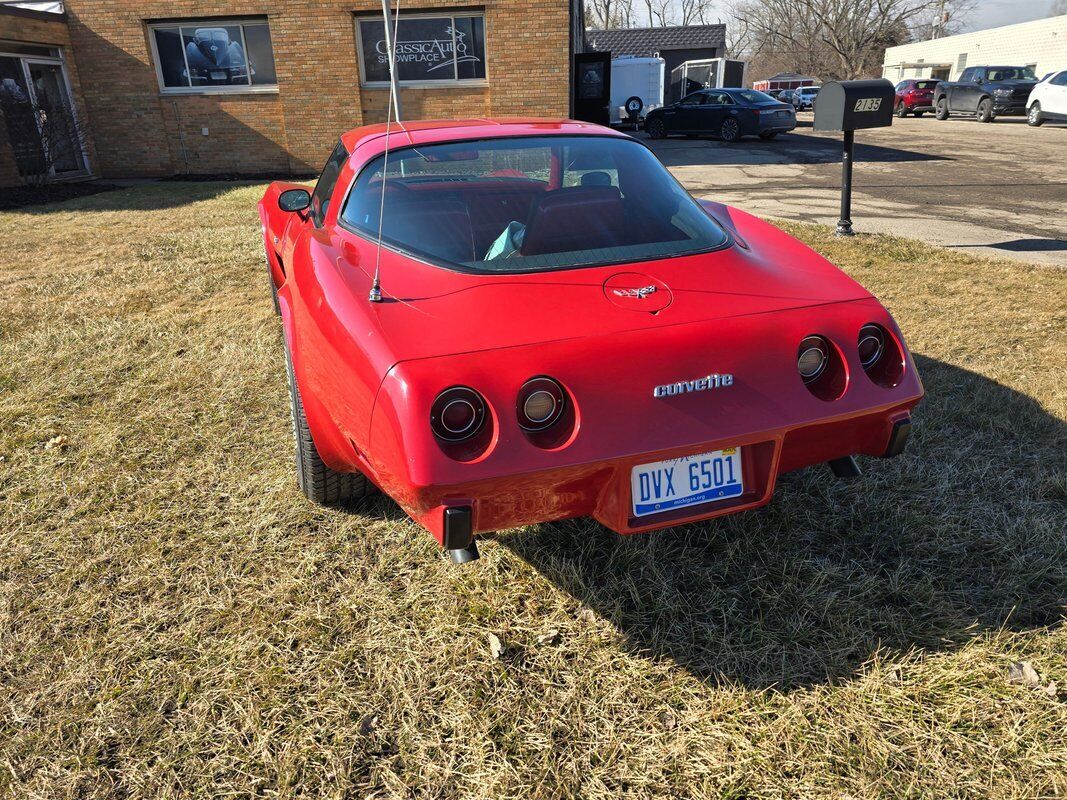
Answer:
[[310, 142, 349, 227], [28, 63, 82, 173]]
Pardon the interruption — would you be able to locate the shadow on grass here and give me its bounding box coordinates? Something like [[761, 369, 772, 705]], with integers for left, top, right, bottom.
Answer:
[[1, 179, 310, 215], [494, 355, 1066, 689]]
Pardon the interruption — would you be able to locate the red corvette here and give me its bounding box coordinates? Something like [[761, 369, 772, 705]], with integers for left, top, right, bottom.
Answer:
[[259, 119, 922, 563]]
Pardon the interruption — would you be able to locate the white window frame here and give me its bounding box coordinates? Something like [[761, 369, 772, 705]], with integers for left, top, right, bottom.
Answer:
[[0, 44, 92, 178], [147, 18, 279, 95], [355, 11, 489, 89]]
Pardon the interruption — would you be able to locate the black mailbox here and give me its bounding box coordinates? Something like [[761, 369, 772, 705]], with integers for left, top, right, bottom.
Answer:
[[814, 79, 896, 131], [812, 79, 895, 236]]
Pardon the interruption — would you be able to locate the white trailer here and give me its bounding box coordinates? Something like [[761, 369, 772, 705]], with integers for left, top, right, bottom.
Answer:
[[609, 56, 665, 125]]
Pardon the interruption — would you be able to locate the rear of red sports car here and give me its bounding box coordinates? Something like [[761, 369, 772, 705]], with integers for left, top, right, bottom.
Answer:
[[260, 121, 922, 561]]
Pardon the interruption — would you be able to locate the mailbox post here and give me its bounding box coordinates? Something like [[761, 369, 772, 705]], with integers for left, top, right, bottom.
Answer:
[[813, 79, 895, 236]]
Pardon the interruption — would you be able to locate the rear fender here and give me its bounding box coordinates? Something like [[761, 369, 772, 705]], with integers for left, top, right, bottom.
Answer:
[[277, 278, 370, 478]]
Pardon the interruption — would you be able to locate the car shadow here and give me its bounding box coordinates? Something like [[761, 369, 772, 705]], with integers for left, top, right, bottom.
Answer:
[[643, 130, 950, 168], [491, 355, 1066, 690], [952, 238, 1067, 253]]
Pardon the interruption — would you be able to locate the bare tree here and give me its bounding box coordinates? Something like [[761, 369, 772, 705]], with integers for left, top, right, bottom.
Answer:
[[910, 0, 976, 39], [1050, 0, 1067, 16], [587, 0, 635, 29], [0, 83, 89, 187], [736, 0, 946, 79], [639, 0, 677, 26]]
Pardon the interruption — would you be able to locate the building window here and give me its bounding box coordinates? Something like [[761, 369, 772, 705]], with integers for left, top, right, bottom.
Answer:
[[356, 13, 487, 86], [148, 19, 277, 93]]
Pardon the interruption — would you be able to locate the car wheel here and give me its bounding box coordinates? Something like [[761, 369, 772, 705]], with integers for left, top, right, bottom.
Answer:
[[758, 131, 778, 140], [284, 340, 375, 505], [646, 117, 666, 139], [720, 117, 741, 143], [896, 101, 908, 118], [976, 98, 994, 123], [1028, 102, 1044, 127], [935, 98, 949, 120]]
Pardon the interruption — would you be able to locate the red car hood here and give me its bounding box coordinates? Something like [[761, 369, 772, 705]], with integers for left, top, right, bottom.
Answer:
[[338, 205, 872, 364]]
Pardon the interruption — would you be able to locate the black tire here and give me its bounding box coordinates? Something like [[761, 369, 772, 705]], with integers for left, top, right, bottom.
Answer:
[[284, 342, 375, 505], [935, 98, 949, 120], [720, 117, 741, 143], [1028, 102, 1044, 127], [646, 117, 666, 139], [896, 101, 908, 118], [976, 97, 994, 123], [758, 131, 778, 140]]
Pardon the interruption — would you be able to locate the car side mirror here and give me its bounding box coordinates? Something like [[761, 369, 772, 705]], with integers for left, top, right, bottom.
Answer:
[[279, 188, 311, 213]]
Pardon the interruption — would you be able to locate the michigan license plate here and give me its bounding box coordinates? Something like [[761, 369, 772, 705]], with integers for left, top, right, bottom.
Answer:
[[631, 448, 743, 517]]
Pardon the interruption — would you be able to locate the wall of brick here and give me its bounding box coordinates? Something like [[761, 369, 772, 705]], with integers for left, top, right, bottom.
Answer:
[[61, 0, 572, 178], [0, 6, 95, 187]]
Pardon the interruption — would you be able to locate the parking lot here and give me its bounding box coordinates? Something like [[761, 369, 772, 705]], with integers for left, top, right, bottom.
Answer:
[[646, 114, 1067, 267]]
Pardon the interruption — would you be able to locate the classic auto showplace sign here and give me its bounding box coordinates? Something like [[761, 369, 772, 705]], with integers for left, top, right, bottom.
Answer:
[[358, 15, 487, 84]]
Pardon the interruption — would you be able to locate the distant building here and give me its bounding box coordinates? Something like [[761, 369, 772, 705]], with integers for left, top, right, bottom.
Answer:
[[752, 72, 817, 92], [0, 0, 581, 186], [882, 14, 1067, 82], [586, 24, 726, 99]]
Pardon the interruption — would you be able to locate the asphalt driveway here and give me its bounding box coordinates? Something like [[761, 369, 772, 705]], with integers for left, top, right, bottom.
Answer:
[[645, 114, 1067, 267]]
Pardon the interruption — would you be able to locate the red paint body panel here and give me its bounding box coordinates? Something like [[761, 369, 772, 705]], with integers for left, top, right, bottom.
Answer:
[[259, 119, 923, 545]]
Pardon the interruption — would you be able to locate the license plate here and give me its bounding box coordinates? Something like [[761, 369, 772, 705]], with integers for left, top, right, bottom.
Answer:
[[631, 447, 743, 517], [210, 71, 227, 80]]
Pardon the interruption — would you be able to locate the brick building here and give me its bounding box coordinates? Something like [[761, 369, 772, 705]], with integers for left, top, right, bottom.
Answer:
[[0, 0, 581, 185]]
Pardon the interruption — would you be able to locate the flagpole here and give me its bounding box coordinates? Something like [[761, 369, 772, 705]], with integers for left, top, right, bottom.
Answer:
[[380, 0, 403, 121]]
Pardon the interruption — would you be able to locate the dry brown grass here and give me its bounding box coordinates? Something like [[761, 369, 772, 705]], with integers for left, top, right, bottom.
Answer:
[[0, 183, 1065, 799]]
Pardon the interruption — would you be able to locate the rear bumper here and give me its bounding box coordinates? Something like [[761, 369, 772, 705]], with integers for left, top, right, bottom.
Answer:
[[758, 116, 796, 133], [404, 402, 918, 540]]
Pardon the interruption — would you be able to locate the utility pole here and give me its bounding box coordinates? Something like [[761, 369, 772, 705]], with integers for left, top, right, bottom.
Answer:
[[380, 0, 403, 121], [930, 0, 947, 40]]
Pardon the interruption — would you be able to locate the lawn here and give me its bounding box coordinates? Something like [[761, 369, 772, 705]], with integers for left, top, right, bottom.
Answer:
[[0, 183, 1064, 799]]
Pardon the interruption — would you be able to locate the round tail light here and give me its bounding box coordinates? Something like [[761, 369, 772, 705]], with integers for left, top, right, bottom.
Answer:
[[858, 322, 905, 388], [857, 324, 885, 369], [430, 387, 487, 442], [797, 335, 829, 384], [517, 377, 565, 431]]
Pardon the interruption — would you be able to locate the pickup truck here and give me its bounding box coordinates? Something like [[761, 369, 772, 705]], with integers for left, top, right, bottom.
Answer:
[[933, 65, 1039, 122]]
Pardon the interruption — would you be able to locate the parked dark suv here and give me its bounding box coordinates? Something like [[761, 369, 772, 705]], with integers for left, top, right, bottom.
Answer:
[[933, 66, 1038, 122]]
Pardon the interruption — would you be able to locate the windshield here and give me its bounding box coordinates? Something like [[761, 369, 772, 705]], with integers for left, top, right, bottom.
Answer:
[[802, 87, 820, 95], [988, 67, 1037, 81], [340, 136, 730, 273], [737, 89, 777, 104]]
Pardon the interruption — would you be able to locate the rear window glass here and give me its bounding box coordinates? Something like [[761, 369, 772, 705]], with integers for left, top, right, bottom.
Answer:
[[914, 81, 938, 89], [339, 136, 730, 273], [737, 89, 776, 103]]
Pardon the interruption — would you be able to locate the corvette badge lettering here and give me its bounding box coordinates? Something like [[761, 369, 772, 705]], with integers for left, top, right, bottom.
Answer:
[[654, 373, 734, 397], [613, 285, 657, 299]]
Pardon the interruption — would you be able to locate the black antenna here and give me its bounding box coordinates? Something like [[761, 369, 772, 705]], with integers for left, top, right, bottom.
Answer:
[[369, 0, 403, 303]]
